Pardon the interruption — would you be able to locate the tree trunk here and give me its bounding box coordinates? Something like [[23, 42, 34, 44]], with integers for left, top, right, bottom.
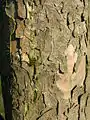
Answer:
[[0, 0, 89, 120]]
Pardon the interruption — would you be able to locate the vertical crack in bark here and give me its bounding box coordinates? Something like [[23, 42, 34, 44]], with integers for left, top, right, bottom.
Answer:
[[67, 12, 70, 30], [82, 0, 85, 7], [45, 9, 49, 23], [32, 64, 37, 85], [58, 63, 64, 74], [79, 36, 82, 49], [85, 20, 88, 46], [42, 93, 46, 107], [56, 100, 59, 116], [78, 95, 83, 120], [72, 22, 75, 38], [81, 13, 85, 22], [71, 86, 77, 99], [60, 1, 64, 14], [83, 54, 88, 92]]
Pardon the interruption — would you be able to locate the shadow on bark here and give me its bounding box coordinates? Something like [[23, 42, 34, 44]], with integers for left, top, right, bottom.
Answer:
[[0, 1, 12, 120]]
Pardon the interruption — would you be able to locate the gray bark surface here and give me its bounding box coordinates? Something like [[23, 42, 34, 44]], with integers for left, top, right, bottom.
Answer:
[[0, 0, 89, 120]]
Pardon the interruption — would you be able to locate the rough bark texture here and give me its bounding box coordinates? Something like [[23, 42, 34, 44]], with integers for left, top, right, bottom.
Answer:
[[0, 0, 89, 120]]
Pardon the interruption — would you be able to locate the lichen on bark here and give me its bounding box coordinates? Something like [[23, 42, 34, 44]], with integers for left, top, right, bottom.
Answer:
[[0, 0, 89, 120]]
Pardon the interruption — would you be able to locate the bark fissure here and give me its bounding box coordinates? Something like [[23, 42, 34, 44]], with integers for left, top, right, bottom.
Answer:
[[0, 0, 89, 120]]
